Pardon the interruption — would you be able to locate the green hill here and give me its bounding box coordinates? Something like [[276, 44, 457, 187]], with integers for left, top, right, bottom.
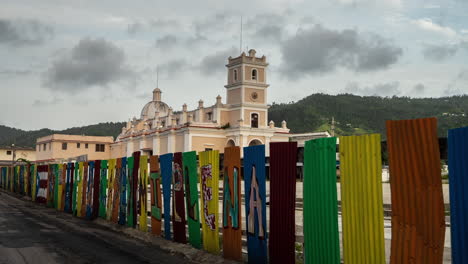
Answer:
[[268, 93, 468, 138], [2, 94, 468, 148], [0, 122, 125, 148]]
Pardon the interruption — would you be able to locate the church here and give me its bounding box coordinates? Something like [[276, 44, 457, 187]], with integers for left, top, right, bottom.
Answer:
[[109, 49, 321, 158]]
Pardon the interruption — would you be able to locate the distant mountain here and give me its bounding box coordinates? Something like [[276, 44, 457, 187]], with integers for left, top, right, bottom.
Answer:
[[268, 93, 468, 138], [2, 94, 468, 148], [0, 122, 126, 148]]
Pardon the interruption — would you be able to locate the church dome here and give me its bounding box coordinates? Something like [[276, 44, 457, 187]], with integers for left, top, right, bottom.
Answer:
[[140, 100, 170, 120]]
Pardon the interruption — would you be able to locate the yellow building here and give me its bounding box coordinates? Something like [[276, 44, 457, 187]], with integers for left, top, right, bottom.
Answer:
[[110, 49, 291, 158], [35, 134, 113, 163], [0, 146, 36, 165]]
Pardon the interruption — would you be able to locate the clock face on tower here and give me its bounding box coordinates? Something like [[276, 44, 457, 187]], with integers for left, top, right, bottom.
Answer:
[[251, 92, 258, 101]]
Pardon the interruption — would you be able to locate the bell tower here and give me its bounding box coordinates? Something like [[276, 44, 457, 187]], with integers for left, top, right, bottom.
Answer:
[[225, 49, 269, 128]]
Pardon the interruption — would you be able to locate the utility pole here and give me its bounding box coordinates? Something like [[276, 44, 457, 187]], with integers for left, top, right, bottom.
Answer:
[[11, 143, 16, 166]]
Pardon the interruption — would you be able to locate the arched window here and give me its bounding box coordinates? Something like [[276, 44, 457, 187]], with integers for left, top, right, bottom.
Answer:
[[226, 139, 236, 147], [248, 139, 262, 146], [252, 69, 257, 80], [233, 69, 237, 81], [251, 113, 259, 128]]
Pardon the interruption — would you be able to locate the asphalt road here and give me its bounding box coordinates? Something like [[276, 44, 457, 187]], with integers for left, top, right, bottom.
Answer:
[[0, 191, 188, 264]]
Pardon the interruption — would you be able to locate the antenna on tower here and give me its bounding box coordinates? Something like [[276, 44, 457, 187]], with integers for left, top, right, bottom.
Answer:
[[156, 66, 159, 88], [240, 16, 243, 54]]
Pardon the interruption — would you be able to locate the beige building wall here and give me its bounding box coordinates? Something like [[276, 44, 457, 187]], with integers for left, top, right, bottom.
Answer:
[[175, 134, 184, 152], [191, 136, 227, 153], [227, 88, 241, 104], [0, 148, 36, 162], [110, 143, 125, 158], [244, 109, 266, 127], [245, 66, 265, 83], [36, 134, 113, 162], [159, 136, 168, 154], [244, 88, 265, 104]]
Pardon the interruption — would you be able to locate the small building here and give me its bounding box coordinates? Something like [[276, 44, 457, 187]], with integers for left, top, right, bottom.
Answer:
[[0, 146, 36, 166], [35, 134, 113, 164]]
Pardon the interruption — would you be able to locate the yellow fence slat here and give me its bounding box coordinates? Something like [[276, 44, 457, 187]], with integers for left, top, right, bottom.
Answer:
[[340, 134, 385, 264], [199, 150, 220, 254]]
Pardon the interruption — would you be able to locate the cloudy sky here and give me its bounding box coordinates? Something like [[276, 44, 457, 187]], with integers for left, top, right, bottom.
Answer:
[[1, 0, 467, 130]]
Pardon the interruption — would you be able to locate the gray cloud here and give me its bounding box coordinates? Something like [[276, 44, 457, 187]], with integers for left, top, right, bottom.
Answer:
[[33, 97, 63, 107], [159, 59, 187, 78], [280, 25, 402, 78], [344, 81, 400, 96], [127, 22, 144, 35], [44, 38, 136, 92], [0, 19, 53, 46], [199, 47, 237, 76], [445, 70, 468, 95], [422, 42, 468, 61], [248, 13, 286, 41], [156, 35, 177, 49], [0, 69, 32, 76], [423, 43, 458, 61], [412, 83, 426, 94]]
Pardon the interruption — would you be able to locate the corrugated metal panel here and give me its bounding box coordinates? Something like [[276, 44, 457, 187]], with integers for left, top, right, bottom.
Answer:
[[244, 145, 268, 264], [111, 159, 121, 223], [131, 151, 140, 228], [160, 153, 173, 240], [119, 157, 128, 225], [340, 134, 385, 264], [37, 165, 48, 204], [448, 126, 468, 264], [222, 146, 242, 260], [150, 155, 162, 236], [59, 164, 67, 211], [139, 155, 149, 232], [98, 160, 108, 219], [183, 151, 202, 249], [106, 159, 116, 221], [92, 161, 101, 219], [386, 118, 445, 264], [269, 142, 297, 264], [31, 165, 37, 202], [80, 162, 88, 217], [199, 150, 220, 254], [72, 162, 79, 214], [303, 137, 340, 264], [126, 157, 134, 227], [172, 152, 187, 242], [85, 161, 95, 219]]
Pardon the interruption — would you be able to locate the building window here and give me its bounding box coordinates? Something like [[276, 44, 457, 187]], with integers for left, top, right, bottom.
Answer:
[[85, 143, 88, 149], [252, 69, 257, 80], [77, 143, 80, 148], [62, 143, 67, 150], [161, 121, 166, 127], [205, 148, 213, 151], [6, 150, 12, 155], [234, 69, 238, 81], [43, 144, 46, 151], [207, 112, 212, 121], [251, 113, 259, 128], [96, 144, 105, 152]]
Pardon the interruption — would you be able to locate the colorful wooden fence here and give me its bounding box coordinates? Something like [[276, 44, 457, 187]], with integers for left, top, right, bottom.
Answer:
[[387, 118, 446, 264], [3, 117, 465, 264], [269, 142, 297, 264], [340, 134, 385, 264], [448, 126, 468, 264], [303, 137, 341, 264]]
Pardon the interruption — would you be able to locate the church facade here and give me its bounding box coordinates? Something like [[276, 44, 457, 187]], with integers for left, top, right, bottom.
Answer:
[[109, 49, 293, 158]]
